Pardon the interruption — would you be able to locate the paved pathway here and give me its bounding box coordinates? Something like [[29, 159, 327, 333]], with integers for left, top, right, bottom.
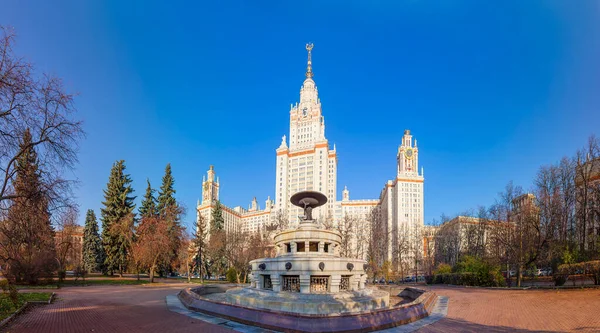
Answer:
[[4, 284, 600, 332], [3, 283, 231, 333], [419, 285, 600, 332]]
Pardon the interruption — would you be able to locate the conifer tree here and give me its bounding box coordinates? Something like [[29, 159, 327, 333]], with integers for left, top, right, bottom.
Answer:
[[139, 179, 157, 219], [2, 129, 57, 283], [82, 209, 104, 273], [211, 201, 225, 231], [156, 163, 182, 274], [100, 160, 136, 276], [157, 164, 177, 215]]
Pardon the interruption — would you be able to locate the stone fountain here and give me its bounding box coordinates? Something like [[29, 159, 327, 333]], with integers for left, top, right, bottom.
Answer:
[[177, 191, 439, 332], [228, 190, 389, 314]]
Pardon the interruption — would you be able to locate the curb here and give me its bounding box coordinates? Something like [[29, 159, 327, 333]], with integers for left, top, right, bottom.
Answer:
[[0, 292, 55, 329]]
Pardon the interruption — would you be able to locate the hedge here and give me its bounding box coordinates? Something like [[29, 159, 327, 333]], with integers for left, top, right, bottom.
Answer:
[[557, 260, 600, 285], [430, 272, 505, 287]]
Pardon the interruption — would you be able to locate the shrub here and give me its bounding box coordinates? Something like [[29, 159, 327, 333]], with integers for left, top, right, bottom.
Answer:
[[0, 280, 19, 307], [434, 263, 452, 275], [557, 260, 600, 285], [226, 268, 237, 283], [430, 256, 506, 287], [553, 274, 568, 286]]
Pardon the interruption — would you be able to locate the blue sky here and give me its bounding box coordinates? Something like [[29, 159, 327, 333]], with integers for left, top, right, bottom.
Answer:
[[2, 1, 599, 230]]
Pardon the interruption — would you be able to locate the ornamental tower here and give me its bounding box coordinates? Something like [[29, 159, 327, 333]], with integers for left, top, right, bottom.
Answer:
[[201, 165, 220, 205], [275, 44, 337, 225], [392, 129, 424, 268]]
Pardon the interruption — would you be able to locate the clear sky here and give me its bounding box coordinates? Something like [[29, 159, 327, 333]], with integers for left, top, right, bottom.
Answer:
[[2, 1, 599, 230]]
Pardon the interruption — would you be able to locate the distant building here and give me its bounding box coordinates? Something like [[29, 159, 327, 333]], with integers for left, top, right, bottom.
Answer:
[[197, 165, 274, 235], [434, 216, 514, 266], [55, 225, 84, 268], [512, 193, 537, 222], [196, 44, 425, 269]]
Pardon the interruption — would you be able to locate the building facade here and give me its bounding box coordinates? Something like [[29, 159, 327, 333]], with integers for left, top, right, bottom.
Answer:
[[197, 44, 425, 266], [274, 43, 337, 225]]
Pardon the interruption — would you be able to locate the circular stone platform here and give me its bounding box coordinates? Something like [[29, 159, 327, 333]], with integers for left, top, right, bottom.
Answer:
[[225, 286, 389, 314]]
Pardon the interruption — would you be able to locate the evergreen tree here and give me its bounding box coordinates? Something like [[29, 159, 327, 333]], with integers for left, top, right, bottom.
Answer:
[[156, 163, 182, 275], [100, 160, 136, 276], [4, 129, 57, 283], [139, 179, 157, 219], [211, 201, 225, 231], [157, 164, 177, 216], [82, 209, 104, 273]]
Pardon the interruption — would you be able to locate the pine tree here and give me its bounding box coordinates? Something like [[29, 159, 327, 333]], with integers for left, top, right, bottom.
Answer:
[[139, 179, 157, 219], [211, 201, 225, 231], [157, 164, 177, 216], [4, 129, 57, 283], [100, 160, 136, 276], [82, 209, 105, 273], [156, 163, 182, 275]]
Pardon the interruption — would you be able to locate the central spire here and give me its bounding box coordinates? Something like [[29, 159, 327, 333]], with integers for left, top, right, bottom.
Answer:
[[305, 43, 314, 79]]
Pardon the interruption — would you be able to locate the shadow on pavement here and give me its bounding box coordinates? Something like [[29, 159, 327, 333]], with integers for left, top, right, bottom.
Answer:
[[420, 317, 558, 333]]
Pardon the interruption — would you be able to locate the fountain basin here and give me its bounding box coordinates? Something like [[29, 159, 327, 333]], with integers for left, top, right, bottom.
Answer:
[[178, 285, 438, 333], [226, 286, 389, 314]]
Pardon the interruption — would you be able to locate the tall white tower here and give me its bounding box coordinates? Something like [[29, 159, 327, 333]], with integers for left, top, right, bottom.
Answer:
[[393, 129, 425, 268], [201, 165, 219, 205], [275, 44, 337, 225]]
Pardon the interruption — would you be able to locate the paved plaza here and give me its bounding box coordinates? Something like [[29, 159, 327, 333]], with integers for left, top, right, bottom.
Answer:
[[3, 283, 600, 332]]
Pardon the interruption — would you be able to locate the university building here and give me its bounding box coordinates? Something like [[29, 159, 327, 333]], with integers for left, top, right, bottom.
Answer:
[[197, 44, 425, 265]]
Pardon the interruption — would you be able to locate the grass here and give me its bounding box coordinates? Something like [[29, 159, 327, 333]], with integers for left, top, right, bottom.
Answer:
[[0, 292, 52, 321]]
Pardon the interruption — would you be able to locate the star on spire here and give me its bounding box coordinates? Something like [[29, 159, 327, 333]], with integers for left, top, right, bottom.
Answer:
[[305, 43, 314, 79]]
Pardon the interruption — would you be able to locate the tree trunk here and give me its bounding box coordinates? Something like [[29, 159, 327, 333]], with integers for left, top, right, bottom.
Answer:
[[186, 260, 190, 283], [150, 264, 155, 283]]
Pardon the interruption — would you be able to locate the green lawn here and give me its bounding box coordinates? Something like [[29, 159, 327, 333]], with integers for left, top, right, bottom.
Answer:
[[0, 292, 52, 321]]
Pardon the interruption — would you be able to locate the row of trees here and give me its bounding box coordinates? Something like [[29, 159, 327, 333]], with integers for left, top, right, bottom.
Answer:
[[80, 162, 188, 282], [434, 135, 600, 286]]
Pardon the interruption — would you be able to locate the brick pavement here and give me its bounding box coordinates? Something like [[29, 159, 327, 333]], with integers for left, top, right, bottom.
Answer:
[[3, 284, 600, 332], [418, 285, 600, 332], [3, 283, 231, 333]]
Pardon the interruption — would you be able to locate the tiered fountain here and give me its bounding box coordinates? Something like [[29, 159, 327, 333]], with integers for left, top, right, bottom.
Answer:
[[230, 191, 389, 314], [177, 191, 438, 333]]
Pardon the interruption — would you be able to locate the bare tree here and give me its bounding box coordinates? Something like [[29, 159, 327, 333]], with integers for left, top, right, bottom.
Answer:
[[191, 212, 208, 283], [337, 214, 355, 257], [266, 209, 289, 232], [367, 207, 388, 280], [393, 224, 411, 281], [353, 215, 369, 260], [55, 207, 83, 277], [575, 135, 600, 257], [0, 27, 84, 212], [177, 233, 194, 283], [321, 211, 336, 230]]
